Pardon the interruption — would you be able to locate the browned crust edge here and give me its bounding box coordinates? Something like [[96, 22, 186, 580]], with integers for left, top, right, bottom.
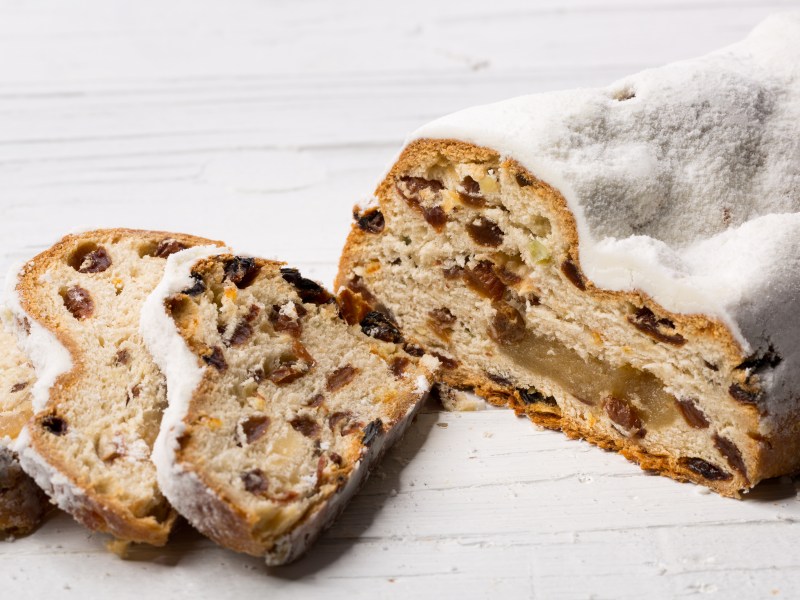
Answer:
[[17, 228, 224, 545]]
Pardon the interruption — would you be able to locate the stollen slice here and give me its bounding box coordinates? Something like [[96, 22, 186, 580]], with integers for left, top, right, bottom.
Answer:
[[7, 229, 223, 545], [142, 248, 438, 564]]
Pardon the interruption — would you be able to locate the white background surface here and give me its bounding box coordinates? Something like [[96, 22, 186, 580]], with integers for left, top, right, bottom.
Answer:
[[1, 1, 800, 598]]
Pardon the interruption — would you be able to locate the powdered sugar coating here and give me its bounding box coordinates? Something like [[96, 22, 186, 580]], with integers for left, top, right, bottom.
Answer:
[[413, 13, 800, 414]]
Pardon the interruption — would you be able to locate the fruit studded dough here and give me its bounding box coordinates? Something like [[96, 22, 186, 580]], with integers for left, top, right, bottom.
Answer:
[[337, 13, 800, 497]]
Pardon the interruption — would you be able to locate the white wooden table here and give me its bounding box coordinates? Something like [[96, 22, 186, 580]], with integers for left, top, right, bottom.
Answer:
[[2, 1, 799, 597]]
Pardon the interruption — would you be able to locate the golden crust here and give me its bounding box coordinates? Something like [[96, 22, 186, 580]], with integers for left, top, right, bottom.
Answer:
[[336, 138, 798, 498], [16, 229, 223, 545]]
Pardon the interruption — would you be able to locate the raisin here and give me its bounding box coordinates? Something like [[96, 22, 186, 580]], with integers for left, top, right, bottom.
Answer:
[[428, 307, 457, 340], [628, 307, 686, 346], [680, 457, 732, 481], [10, 382, 28, 393], [77, 247, 112, 273], [327, 365, 358, 392], [355, 209, 385, 234], [403, 343, 425, 357], [459, 176, 486, 207], [422, 206, 447, 231], [202, 346, 227, 371], [62, 286, 94, 320], [396, 176, 444, 200], [603, 397, 645, 437], [338, 287, 372, 326], [518, 388, 557, 406], [154, 239, 187, 258], [362, 419, 384, 446], [495, 266, 522, 286], [735, 346, 782, 373], [487, 372, 513, 386], [305, 393, 325, 408], [431, 351, 459, 369], [290, 415, 321, 439], [41, 415, 67, 436], [488, 301, 527, 346], [464, 261, 506, 301], [182, 272, 206, 296], [466, 217, 504, 247], [346, 275, 378, 306], [389, 356, 410, 378], [713, 434, 748, 478], [515, 173, 532, 187], [561, 258, 586, 291], [280, 268, 334, 305], [329, 452, 344, 466], [329, 411, 362, 435], [224, 256, 261, 289], [269, 305, 302, 337], [675, 398, 709, 429], [228, 321, 253, 346], [360, 311, 403, 343], [242, 469, 269, 494], [729, 383, 761, 405], [240, 415, 271, 444]]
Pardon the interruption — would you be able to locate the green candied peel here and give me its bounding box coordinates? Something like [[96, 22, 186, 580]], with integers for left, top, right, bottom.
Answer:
[[528, 239, 551, 263]]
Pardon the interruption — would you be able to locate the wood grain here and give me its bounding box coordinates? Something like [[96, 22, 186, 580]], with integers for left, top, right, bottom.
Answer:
[[1, 1, 798, 598]]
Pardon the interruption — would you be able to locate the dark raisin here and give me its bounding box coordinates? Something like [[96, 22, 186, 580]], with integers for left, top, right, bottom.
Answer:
[[703, 360, 719, 372], [362, 419, 384, 446], [327, 365, 358, 392], [518, 388, 557, 406], [290, 415, 321, 439], [329, 411, 362, 435], [62, 286, 94, 320], [488, 301, 527, 346], [389, 356, 410, 378], [10, 382, 28, 393], [495, 266, 522, 286], [329, 452, 344, 466], [269, 305, 302, 337], [403, 343, 425, 357], [240, 415, 271, 444], [241, 469, 269, 494], [675, 398, 709, 429], [466, 217, 504, 247], [603, 397, 645, 437], [202, 346, 227, 371], [41, 415, 67, 436], [729, 383, 761, 405], [735, 346, 782, 373], [355, 209, 385, 234], [182, 272, 206, 296], [515, 173, 532, 187], [464, 261, 506, 301], [628, 307, 686, 346], [561, 259, 586, 291], [396, 176, 444, 200], [280, 268, 334, 305], [713, 434, 748, 478], [459, 176, 486, 207], [305, 393, 325, 408], [154, 239, 187, 258], [422, 206, 447, 231], [224, 256, 261, 289], [360, 311, 403, 343], [680, 457, 732, 481], [431, 351, 459, 369], [228, 321, 253, 346], [77, 247, 112, 273]]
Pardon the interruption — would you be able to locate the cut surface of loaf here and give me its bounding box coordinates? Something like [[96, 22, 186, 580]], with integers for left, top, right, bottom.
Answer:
[[8, 229, 222, 545], [142, 249, 437, 564], [0, 323, 49, 537], [337, 17, 800, 497]]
